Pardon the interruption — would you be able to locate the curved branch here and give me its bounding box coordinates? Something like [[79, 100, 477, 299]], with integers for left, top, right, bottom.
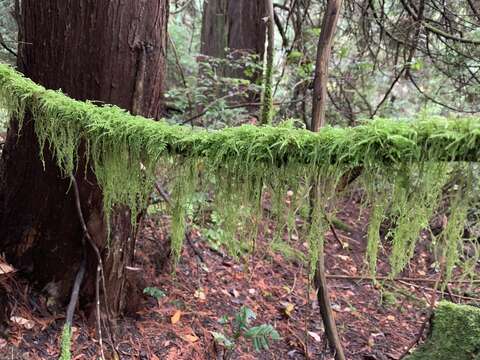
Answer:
[[0, 33, 17, 58], [170, 0, 194, 15], [408, 73, 480, 114], [400, 0, 480, 45]]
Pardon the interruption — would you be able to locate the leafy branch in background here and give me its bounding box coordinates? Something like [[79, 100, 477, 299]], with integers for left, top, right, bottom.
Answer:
[[143, 287, 166, 301], [166, 52, 262, 128], [211, 306, 280, 359]]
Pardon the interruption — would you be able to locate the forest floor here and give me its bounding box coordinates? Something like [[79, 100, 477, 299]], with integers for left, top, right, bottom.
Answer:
[[1, 194, 479, 359]]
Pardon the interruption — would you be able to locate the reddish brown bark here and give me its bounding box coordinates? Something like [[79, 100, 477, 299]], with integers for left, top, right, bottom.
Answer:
[[311, 0, 343, 131], [0, 0, 169, 319], [310, 2, 346, 359]]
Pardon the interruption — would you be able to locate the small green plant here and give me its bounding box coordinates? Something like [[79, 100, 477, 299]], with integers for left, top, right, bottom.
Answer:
[[211, 306, 281, 359], [380, 290, 397, 307], [143, 287, 166, 300]]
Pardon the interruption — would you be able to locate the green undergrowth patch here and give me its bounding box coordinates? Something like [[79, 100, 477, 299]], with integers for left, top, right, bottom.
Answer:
[[0, 64, 479, 278], [406, 301, 480, 360]]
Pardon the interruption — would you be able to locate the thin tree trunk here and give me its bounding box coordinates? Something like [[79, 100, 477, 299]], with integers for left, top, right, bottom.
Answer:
[[310, 1, 346, 359], [261, 0, 275, 124], [0, 0, 168, 320], [310, 0, 343, 131], [314, 248, 346, 360]]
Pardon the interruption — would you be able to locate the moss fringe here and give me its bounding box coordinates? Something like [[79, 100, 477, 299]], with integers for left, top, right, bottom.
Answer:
[[0, 64, 477, 274]]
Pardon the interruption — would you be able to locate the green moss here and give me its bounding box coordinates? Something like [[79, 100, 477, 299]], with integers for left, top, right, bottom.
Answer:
[[170, 160, 197, 266], [271, 239, 307, 263], [59, 324, 72, 360], [380, 290, 397, 307], [261, 55, 274, 125], [406, 301, 480, 360], [387, 163, 448, 275], [0, 64, 477, 275]]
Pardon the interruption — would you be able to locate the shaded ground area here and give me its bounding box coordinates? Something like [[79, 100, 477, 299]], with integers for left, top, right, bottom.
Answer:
[[1, 197, 479, 359]]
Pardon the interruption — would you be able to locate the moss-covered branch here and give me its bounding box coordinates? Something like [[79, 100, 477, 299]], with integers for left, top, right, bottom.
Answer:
[[1, 65, 480, 169], [0, 64, 478, 277]]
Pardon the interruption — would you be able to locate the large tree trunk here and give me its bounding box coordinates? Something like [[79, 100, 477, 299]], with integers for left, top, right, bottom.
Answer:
[[0, 0, 168, 319]]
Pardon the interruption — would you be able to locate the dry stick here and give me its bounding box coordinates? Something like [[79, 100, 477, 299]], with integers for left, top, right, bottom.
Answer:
[[70, 175, 119, 359], [408, 73, 480, 113], [310, 0, 345, 357], [64, 235, 86, 350], [397, 280, 480, 302], [153, 181, 205, 263], [304, 266, 311, 360], [326, 274, 480, 284], [467, 0, 480, 22], [370, 67, 406, 118], [314, 248, 346, 360], [324, 215, 346, 248], [167, 33, 193, 112], [70, 175, 105, 360], [247, 186, 265, 284], [446, 284, 457, 303], [399, 269, 442, 359]]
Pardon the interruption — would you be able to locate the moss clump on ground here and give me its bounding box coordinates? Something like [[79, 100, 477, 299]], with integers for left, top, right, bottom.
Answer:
[[406, 301, 480, 360]]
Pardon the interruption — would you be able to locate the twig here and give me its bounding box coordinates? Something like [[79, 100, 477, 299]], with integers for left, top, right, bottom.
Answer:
[[370, 68, 405, 118], [326, 274, 480, 284], [70, 175, 107, 360], [167, 33, 193, 111], [181, 98, 305, 125], [446, 284, 457, 303], [170, 0, 194, 14], [399, 265, 441, 359], [274, 10, 288, 48], [325, 215, 347, 248], [408, 73, 480, 113], [398, 280, 480, 302], [64, 235, 86, 339], [314, 249, 346, 360], [0, 33, 17, 58]]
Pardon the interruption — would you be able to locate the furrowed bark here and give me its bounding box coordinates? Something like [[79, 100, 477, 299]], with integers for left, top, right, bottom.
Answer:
[[0, 0, 169, 320]]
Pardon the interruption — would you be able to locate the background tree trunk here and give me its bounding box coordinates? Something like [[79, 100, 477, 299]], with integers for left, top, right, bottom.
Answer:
[[200, 0, 267, 82], [0, 0, 169, 319], [200, 0, 228, 61]]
